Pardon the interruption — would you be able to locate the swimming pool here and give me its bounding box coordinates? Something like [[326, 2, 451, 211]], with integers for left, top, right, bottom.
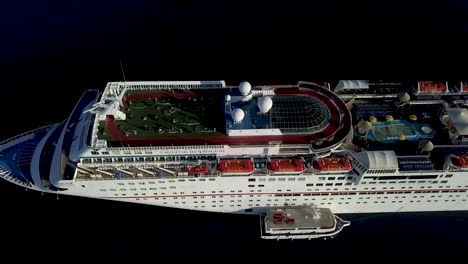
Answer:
[[364, 119, 436, 143]]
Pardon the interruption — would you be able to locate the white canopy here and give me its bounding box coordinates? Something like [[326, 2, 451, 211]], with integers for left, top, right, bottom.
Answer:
[[335, 80, 369, 91], [355, 151, 399, 170], [446, 108, 468, 135]]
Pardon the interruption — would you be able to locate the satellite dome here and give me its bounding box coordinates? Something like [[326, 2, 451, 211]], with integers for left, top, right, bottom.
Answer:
[[357, 120, 372, 135], [419, 140, 434, 152], [358, 120, 372, 131], [421, 126, 432, 134], [257, 96, 273, 113], [239, 81, 252, 96], [231, 108, 245, 123], [225, 94, 231, 102], [397, 92, 410, 103]]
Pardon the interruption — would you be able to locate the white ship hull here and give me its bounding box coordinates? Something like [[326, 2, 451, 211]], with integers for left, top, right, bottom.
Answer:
[[2, 127, 467, 216], [1, 80, 468, 222], [55, 173, 468, 215]]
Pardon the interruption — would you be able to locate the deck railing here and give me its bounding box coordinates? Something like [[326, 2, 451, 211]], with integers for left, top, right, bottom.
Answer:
[[0, 125, 52, 152]]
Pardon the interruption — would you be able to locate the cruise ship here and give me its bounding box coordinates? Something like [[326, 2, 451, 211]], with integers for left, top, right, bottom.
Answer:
[[1, 79, 468, 239]]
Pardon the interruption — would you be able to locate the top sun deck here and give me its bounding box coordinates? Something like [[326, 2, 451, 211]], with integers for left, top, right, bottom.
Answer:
[[100, 89, 226, 139], [91, 81, 352, 151], [347, 80, 468, 170]]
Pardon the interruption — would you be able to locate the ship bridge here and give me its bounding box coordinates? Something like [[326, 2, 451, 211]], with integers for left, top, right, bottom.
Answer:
[[0, 126, 51, 188], [0, 89, 100, 191]]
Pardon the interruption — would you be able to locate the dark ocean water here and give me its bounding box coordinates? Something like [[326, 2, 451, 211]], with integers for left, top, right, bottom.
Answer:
[[1, 0, 468, 260]]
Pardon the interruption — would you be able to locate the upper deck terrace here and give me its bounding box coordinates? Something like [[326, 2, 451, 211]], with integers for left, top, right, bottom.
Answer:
[[93, 81, 352, 152]]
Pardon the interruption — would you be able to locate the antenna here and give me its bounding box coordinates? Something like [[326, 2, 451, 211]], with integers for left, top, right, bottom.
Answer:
[[118, 59, 128, 105], [120, 59, 127, 82]]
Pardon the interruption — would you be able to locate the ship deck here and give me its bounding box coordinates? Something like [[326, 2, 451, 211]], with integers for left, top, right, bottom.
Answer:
[[353, 99, 449, 148], [350, 94, 468, 171], [97, 89, 226, 141], [264, 207, 335, 231], [97, 84, 352, 151]]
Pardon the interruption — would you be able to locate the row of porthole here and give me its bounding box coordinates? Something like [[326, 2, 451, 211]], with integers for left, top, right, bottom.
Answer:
[[113, 178, 217, 185], [114, 194, 468, 201], [200, 199, 465, 206], [105, 188, 468, 199], [98, 184, 464, 192], [145, 199, 468, 207]]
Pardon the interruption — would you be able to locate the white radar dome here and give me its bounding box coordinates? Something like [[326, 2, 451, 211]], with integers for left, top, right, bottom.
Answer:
[[419, 140, 434, 152], [225, 94, 231, 102], [231, 108, 245, 123], [239, 81, 252, 96], [257, 96, 273, 113]]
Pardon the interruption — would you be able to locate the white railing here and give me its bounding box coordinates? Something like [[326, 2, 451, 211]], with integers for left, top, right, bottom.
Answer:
[[0, 167, 30, 187], [0, 125, 53, 152]]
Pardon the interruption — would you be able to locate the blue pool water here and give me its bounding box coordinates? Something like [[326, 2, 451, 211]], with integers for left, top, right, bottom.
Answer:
[[365, 120, 436, 143]]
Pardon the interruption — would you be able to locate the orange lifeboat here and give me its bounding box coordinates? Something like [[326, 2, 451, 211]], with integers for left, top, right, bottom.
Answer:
[[267, 158, 305, 174], [462, 82, 468, 92], [313, 157, 352, 172], [419, 81, 446, 93], [450, 154, 468, 168], [188, 165, 209, 175], [217, 159, 254, 175]]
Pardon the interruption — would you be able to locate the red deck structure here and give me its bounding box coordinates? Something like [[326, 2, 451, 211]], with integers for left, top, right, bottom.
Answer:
[[217, 159, 254, 174], [418, 81, 447, 93], [267, 158, 305, 173], [313, 157, 352, 172], [462, 82, 468, 92], [451, 155, 468, 168], [188, 165, 209, 175]]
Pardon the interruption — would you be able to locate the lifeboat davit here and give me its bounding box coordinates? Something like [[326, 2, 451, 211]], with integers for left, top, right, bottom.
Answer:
[[188, 165, 209, 175], [217, 159, 254, 175], [313, 157, 352, 172], [267, 158, 305, 174]]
